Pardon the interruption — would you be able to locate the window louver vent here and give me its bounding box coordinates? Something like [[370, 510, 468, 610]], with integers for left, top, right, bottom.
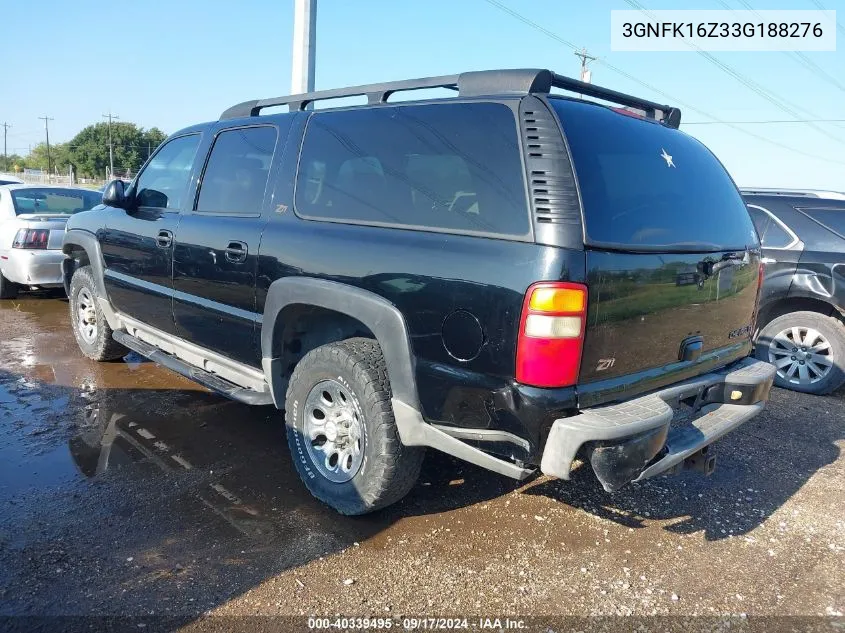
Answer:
[[519, 98, 581, 229]]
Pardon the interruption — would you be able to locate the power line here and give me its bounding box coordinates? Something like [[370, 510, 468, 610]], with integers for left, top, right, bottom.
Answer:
[[38, 116, 54, 174], [808, 0, 845, 37], [2, 122, 9, 172], [723, 0, 845, 98], [574, 47, 597, 83], [622, 0, 845, 146], [102, 111, 120, 178], [685, 118, 845, 125], [479, 0, 845, 166]]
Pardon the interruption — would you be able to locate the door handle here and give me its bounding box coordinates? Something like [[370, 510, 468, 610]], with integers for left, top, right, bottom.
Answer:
[[224, 241, 248, 263], [761, 257, 777, 264], [156, 229, 173, 248]]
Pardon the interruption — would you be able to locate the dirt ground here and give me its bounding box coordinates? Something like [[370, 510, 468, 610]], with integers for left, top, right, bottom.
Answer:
[[0, 294, 842, 632]]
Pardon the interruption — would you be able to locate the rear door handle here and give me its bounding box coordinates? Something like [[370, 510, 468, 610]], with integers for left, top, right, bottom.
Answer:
[[156, 229, 173, 248], [224, 241, 248, 263]]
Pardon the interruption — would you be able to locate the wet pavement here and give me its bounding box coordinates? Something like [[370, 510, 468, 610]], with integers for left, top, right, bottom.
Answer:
[[0, 294, 843, 627]]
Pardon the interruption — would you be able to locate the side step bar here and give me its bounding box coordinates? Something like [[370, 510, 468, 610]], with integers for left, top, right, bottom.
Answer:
[[392, 399, 535, 480], [112, 331, 273, 406]]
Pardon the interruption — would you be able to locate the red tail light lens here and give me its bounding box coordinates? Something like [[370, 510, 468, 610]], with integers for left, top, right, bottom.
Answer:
[[12, 229, 50, 250], [516, 282, 588, 388]]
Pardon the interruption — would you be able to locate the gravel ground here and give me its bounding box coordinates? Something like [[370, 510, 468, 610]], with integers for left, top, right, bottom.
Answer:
[[0, 295, 842, 632]]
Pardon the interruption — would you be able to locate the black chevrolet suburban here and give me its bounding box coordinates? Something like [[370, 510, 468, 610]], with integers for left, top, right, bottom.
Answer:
[[62, 69, 775, 515]]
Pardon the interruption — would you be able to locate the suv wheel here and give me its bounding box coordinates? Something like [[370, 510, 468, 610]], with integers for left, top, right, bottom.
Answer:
[[755, 310, 845, 395], [0, 270, 19, 300], [69, 266, 128, 361], [284, 337, 424, 515]]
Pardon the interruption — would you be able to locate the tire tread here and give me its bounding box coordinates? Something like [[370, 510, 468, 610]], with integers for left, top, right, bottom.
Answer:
[[284, 337, 424, 515]]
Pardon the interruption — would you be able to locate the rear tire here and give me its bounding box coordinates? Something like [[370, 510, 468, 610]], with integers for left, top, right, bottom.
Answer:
[[284, 337, 424, 515], [0, 270, 19, 300], [69, 266, 128, 361], [755, 310, 845, 395]]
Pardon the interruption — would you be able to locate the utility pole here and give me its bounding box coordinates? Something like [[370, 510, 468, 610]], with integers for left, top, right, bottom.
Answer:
[[1, 122, 9, 172], [574, 47, 597, 83], [291, 0, 317, 94], [38, 116, 54, 175], [102, 111, 119, 178]]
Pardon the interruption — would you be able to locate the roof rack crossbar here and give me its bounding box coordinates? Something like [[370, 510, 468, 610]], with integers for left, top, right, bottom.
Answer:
[[219, 68, 681, 128], [550, 73, 680, 127], [220, 74, 460, 119]]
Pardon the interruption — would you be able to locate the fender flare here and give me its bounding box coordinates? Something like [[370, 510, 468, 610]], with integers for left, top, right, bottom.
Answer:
[[260, 277, 420, 411], [62, 229, 120, 329]]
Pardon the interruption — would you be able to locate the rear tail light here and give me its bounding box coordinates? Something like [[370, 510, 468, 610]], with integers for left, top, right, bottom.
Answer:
[[12, 229, 50, 250], [516, 282, 588, 388]]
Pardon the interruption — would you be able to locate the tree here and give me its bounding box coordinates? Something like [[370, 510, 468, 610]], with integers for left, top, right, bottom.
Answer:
[[26, 142, 71, 174], [60, 122, 168, 179], [3, 153, 26, 172]]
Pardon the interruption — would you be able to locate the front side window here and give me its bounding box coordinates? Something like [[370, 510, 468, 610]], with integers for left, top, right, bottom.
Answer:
[[294, 102, 530, 237], [135, 134, 201, 209], [196, 126, 277, 214], [11, 187, 101, 215], [747, 205, 795, 248]]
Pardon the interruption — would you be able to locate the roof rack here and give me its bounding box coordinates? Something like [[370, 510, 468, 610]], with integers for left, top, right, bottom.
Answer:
[[219, 68, 681, 128], [740, 188, 845, 201]]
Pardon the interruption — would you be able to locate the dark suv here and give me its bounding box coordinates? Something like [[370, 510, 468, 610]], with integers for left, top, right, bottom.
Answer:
[[62, 69, 775, 515], [742, 188, 845, 395]]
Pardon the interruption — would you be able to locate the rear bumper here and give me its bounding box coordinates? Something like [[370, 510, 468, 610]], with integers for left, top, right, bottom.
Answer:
[[0, 249, 65, 287], [540, 357, 776, 491]]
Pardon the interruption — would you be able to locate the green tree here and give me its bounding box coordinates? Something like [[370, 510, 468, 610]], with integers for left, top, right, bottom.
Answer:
[[2, 153, 26, 172], [25, 142, 71, 174], [64, 122, 168, 179]]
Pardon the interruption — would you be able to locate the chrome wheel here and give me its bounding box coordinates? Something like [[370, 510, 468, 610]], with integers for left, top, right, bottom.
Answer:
[[303, 379, 365, 483], [768, 325, 833, 387], [76, 287, 98, 345]]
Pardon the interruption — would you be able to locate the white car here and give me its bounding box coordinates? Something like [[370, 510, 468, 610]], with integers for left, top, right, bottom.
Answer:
[[0, 184, 102, 298], [0, 175, 24, 186]]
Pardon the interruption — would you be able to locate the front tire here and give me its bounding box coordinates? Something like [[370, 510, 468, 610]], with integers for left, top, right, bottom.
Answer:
[[285, 338, 424, 515], [755, 310, 845, 395], [0, 270, 19, 300], [69, 266, 128, 361]]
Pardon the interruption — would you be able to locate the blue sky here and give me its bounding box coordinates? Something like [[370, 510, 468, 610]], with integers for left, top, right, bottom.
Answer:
[[1, 0, 843, 189]]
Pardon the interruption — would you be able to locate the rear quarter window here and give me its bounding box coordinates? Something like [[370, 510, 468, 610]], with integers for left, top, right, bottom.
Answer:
[[294, 102, 530, 238], [551, 99, 758, 252], [799, 207, 845, 239]]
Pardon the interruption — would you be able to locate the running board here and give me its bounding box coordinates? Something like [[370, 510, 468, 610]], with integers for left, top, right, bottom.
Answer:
[[112, 330, 273, 406]]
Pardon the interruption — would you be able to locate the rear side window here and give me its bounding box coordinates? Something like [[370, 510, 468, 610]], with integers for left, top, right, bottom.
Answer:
[[196, 126, 277, 215], [552, 99, 758, 252], [295, 103, 530, 237], [799, 207, 845, 239], [135, 134, 201, 210], [747, 205, 796, 248]]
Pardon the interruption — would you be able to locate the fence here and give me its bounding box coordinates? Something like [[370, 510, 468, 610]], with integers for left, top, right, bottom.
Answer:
[[0, 171, 108, 190]]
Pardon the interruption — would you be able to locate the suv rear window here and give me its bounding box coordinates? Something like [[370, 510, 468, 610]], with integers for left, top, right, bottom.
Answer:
[[295, 103, 530, 237], [11, 187, 101, 215], [551, 99, 758, 252]]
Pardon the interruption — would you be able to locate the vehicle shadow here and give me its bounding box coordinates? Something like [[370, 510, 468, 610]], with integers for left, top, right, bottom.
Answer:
[[0, 365, 520, 623], [522, 385, 844, 541]]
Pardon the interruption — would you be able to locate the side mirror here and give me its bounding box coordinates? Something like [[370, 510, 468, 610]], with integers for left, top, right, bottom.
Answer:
[[102, 179, 129, 209]]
